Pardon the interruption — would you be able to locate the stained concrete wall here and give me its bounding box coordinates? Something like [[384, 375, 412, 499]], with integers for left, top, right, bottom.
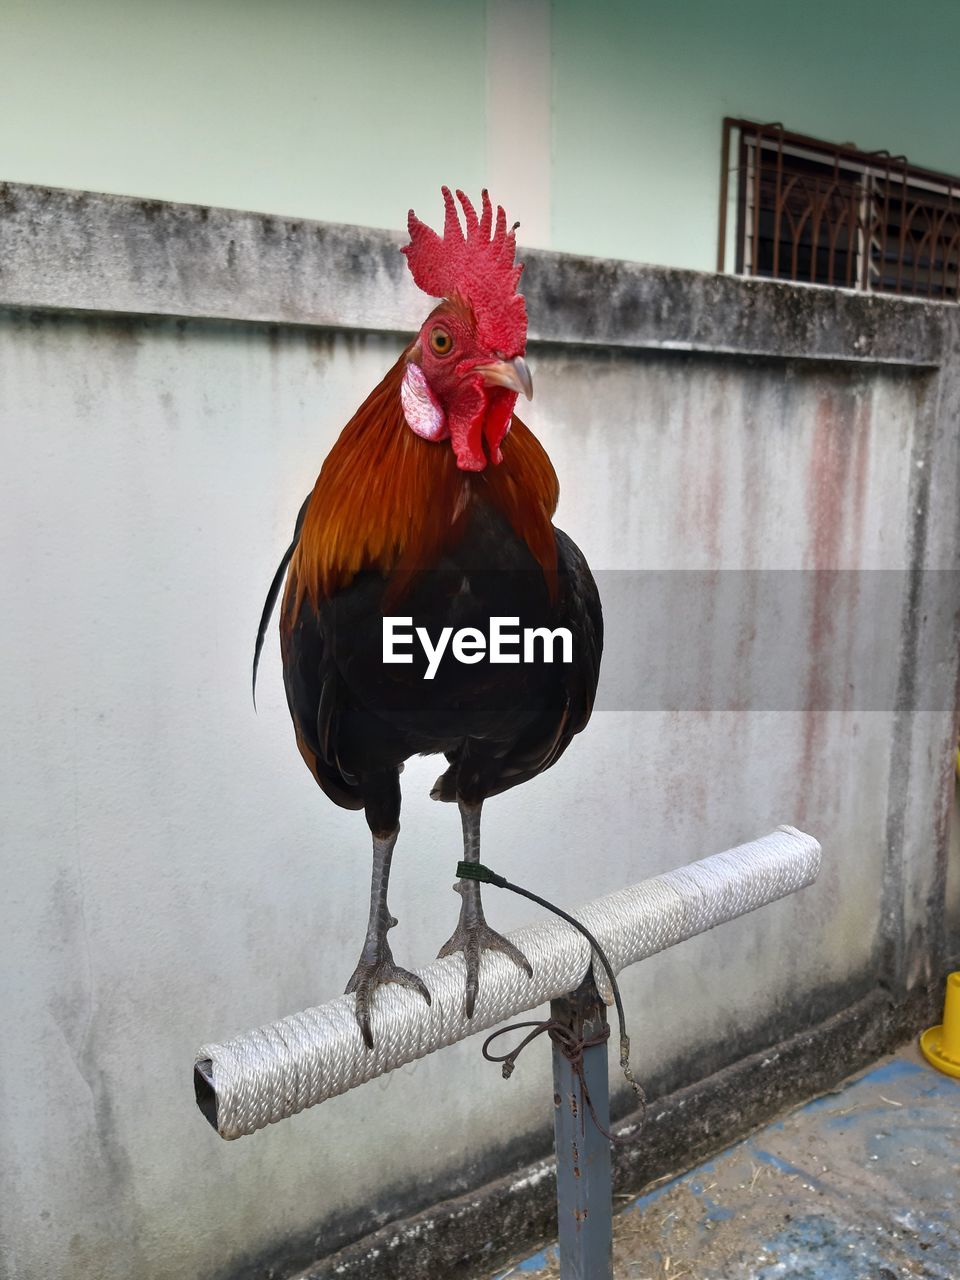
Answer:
[[0, 183, 958, 1280]]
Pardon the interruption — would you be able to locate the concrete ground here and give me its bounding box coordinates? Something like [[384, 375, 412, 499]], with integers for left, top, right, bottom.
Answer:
[[492, 1044, 959, 1279]]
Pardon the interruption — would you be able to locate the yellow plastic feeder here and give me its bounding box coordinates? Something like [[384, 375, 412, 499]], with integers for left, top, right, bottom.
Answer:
[[920, 972, 960, 1078]]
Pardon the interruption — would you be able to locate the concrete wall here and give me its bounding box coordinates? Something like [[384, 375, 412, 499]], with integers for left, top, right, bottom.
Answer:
[[0, 183, 958, 1280], [2, 1, 958, 265]]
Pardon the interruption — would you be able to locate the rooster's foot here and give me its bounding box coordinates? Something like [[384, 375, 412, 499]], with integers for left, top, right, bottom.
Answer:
[[345, 939, 431, 1050], [438, 883, 533, 1019]]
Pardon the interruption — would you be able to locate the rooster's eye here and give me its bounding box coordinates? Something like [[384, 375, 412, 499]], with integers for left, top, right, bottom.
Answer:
[[429, 327, 453, 356]]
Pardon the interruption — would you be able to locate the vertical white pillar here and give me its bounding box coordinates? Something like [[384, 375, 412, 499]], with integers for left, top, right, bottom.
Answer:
[[485, 0, 552, 248]]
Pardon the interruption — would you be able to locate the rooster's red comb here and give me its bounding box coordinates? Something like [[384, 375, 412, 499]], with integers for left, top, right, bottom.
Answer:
[[402, 187, 527, 357]]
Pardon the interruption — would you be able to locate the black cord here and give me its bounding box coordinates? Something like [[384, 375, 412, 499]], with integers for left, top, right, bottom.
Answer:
[[457, 860, 646, 1109]]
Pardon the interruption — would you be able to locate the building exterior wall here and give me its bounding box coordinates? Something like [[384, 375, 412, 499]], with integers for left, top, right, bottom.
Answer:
[[550, 0, 960, 266], [0, 183, 957, 1280], [2, 1, 958, 267]]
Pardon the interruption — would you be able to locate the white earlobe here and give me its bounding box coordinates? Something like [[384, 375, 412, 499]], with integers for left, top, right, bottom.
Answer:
[[401, 363, 448, 441]]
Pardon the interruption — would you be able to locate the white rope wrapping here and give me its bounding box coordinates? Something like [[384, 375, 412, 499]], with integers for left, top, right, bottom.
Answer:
[[197, 825, 820, 1139]]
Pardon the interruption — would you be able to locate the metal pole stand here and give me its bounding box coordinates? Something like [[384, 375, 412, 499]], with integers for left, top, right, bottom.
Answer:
[[551, 972, 613, 1279], [194, 829, 822, 1273]]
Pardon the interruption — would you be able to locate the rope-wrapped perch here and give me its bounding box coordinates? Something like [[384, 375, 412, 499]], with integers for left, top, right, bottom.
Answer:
[[196, 825, 820, 1139]]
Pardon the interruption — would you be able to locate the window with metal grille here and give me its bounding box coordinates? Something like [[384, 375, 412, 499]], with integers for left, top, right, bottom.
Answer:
[[717, 118, 960, 301]]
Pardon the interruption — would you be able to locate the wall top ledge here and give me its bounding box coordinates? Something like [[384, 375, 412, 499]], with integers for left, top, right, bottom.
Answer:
[[0, 181, 953, 366]]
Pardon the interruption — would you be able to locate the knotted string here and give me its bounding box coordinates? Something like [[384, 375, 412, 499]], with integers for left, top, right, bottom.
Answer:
[[482, 1017, 645, 1144], [461, 860, 648, 1141]]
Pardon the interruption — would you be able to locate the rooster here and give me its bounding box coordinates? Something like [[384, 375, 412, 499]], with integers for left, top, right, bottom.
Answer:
[[255, 188, 602, 1048]]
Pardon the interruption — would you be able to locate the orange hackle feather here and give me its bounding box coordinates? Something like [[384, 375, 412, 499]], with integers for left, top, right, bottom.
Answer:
[[285, 351, 559, 618]]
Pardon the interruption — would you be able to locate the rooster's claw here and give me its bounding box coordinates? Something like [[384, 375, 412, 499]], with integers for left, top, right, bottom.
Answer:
[[438, 899, 533, 1019], [345, 945, 431, 1050]]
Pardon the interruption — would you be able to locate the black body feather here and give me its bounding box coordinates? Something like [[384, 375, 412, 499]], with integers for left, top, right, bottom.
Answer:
[[261, 494, 602, 826]]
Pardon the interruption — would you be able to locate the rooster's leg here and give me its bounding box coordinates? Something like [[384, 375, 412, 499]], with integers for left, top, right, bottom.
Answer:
[[438, 799, 533, 1018], [345, 825, 431, 1049]]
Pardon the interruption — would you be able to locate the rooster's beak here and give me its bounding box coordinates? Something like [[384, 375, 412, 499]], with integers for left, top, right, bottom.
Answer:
[[477, 356, 533, 400]]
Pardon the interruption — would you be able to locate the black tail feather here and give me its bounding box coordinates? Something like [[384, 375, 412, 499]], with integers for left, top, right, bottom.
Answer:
[[253, 494, 311, 709]]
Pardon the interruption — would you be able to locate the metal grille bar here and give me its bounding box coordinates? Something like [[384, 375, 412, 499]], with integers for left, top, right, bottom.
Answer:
[[719, 118, 960, 302]]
